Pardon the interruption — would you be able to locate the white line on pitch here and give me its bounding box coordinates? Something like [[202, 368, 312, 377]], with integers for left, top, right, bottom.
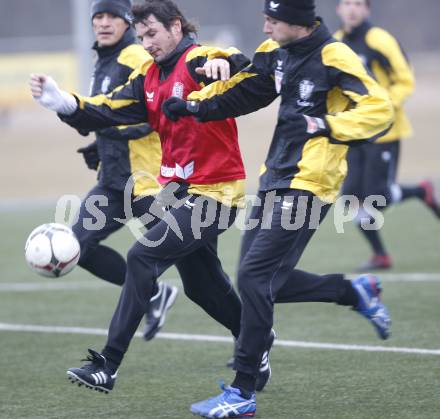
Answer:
[[378, 273, 440, 282], [0, 281, 109, 292], [0, 273, 439, 293], [0, 278, 182, 292], [0, 323, 439, 356]]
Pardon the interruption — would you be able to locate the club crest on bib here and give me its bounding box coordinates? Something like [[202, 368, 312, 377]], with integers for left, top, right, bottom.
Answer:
[[274, 60, 284, 94], [297, 79, 315, 107], [172, 82, 184, 99]]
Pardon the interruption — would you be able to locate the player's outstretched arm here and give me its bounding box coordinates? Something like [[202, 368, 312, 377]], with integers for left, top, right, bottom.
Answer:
[[30, 74, 78, 115], [189, 46, 250, 84], [162, 67, 277, 123], [30, 63, 149, 134], [163, 40, 279, 122]]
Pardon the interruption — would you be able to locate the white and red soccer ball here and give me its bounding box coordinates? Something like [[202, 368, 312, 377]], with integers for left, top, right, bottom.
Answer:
[[25, 223, 80, 278]]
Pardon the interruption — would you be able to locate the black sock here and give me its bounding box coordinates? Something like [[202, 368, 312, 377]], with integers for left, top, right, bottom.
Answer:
[[231, 371, 256, 397], [101, 346, 124, 374], [338, 279, 359, 307], [358, 225, 387, 256], [400, 185, 425, 202]]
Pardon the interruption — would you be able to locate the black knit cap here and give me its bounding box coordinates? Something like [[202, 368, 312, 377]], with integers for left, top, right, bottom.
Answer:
[[264, 0, 316, 26], [91, 0, 133, 24]]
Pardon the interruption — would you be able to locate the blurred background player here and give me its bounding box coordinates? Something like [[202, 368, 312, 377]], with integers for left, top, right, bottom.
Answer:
[[335, 0, 440, 271], [72, 0, 177, 341]]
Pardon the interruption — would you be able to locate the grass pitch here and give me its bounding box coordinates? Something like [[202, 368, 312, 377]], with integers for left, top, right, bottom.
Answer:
[[0, 201, 439, 418]]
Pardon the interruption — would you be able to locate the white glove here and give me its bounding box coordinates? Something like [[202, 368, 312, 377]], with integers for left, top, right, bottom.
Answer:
[[29, 74, 78, 115]]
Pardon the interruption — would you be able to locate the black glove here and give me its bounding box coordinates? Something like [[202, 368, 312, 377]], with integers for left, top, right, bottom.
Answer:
[[77, 129, 90, 137], [97, 127, 124, 140], [77, 141, 100, 171], [162, 97, 207, 122]]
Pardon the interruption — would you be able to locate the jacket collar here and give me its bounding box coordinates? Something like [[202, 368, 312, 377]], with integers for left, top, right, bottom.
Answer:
[[343, 20, 372, 41], [93, 28, 136, 58], [281, 18, 332, 56]]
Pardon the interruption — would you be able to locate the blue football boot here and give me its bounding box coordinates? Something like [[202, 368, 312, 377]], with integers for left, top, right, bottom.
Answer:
[[352, 274, 391, 340], [191, 383, 256, 418]]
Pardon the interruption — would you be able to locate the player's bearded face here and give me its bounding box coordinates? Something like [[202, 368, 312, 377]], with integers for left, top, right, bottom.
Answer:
[[135, 16, 183, 63], [92, 13, 129, 47]]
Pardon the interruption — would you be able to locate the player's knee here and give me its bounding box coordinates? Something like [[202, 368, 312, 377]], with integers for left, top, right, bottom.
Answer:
[[126, 246, 156, 286], [237, 259, 258, 281], [76, 242, 96, 266], [127, 245, 154, 279], [72, 227, 99, 264], [126, 244, 145, 267], [237, 265, 260, 296]]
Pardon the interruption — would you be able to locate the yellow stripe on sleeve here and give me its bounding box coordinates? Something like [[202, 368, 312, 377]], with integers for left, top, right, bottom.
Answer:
[[255, 39, 279, 53], [187, 72, 257, 101], [77, 95, 139, 111], [185, 46, 242, 62], [117, 45, 152, 70], [77, 60, 152, 110]]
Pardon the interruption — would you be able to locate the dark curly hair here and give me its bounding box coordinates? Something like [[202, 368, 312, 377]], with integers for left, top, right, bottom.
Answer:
[[132, 0, 198, 36]]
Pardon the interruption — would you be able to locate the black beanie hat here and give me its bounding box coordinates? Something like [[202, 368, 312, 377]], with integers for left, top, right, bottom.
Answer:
[[264, 0, 316, 26], [91, 0, 133, 24]]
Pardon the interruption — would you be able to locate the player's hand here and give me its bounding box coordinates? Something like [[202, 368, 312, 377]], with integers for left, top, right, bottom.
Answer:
[[77, 141, 100, 171], [162, 97, 206, 122], [29, 74, 78, 115], [195, 58, 231, 81], [29, 74, 47, 99], [162, 97, 191, 122]]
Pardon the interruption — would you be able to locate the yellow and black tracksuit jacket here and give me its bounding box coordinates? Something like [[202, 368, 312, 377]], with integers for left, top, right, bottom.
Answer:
[[334, 20, 414, 143], [91, 28, 161, 196], [61, 36, 250, 206], [188, 19, 394, 203]]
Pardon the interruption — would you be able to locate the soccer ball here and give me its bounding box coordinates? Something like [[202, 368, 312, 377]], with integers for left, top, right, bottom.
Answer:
[[25, 223, 80, 278]]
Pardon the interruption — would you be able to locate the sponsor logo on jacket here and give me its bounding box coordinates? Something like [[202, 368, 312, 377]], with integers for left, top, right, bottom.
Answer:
[[161, 161, 195, 180]]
